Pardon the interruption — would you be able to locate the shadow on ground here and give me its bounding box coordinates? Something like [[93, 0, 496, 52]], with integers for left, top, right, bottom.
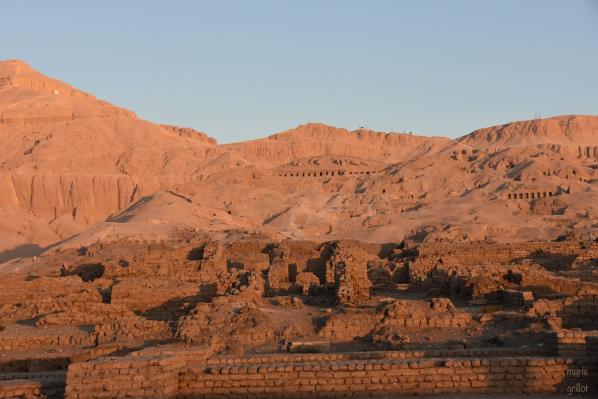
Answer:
[[0, 243, 45, 264]]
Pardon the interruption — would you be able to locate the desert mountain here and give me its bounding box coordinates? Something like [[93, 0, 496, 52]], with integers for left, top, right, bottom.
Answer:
[[0, 60, 597, 261], [459, 115, 598, 149], [222, 123, 453, 169]]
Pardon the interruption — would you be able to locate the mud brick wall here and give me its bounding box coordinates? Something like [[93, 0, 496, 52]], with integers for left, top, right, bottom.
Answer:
[[409, 259, 594, 300], [325, 242, 374, 306], [65, 354, 184, 399], [411, 242, 585, 282], [559, 295, 598, 329], [524, 274, 591, 297], [205, 347, 548, 366], [0, 276, 102, 321], [502, 290, 534, 307], [65, 349, 577, 399], [36, 303, 134, 326], [226, 241, 271, 272], [94, 316, 172, 344], [267, 261, 291, 293], [318, 313, 381, 340], [110, 277, 200, 311], [577, 243, 598, 261], [554, 331, 592, 358], [179, 356, 584, 398], [0, 356, 70, 373], [0, 276, 96, 305], [418, 242, 583, 260], [0, 329, 94, 352], [0, 379, 43, 399], [381, 299, 472, 329], [368, 266, 395, 291], [0, 371, 66, 398], [383, 313, 471, 328], [103, 246, 205, 279]]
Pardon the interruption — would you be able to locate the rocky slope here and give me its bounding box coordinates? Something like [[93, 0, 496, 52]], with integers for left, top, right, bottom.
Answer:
[[459, 115, 598, 149], [1, 60, 597, 261]]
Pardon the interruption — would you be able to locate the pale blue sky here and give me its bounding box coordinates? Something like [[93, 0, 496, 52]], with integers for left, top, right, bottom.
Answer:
[[1, 0, 597, 143]]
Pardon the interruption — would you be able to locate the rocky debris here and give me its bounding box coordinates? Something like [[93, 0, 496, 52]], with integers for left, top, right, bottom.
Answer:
[[273, 296, 304, 308], [371, 325, 410, 349], [176, 301, 276, 353]]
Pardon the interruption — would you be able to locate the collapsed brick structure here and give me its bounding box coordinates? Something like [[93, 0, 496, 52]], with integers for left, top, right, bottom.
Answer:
[[325, 241, 373, 306]]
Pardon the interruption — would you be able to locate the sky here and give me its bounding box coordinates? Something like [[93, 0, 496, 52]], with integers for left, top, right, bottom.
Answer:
[[1, 0, 597, 143]]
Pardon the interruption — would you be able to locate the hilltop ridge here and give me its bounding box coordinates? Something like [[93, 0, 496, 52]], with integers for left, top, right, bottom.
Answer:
[[460, 115, 598, 148]]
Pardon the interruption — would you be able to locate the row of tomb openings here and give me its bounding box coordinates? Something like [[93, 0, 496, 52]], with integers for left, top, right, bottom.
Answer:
[[276, 170, 380, 177], [540, 170, 593, 183], [451, 146, 598, 159], [508, 191, 554, 200], [507, 186, 570, 200]]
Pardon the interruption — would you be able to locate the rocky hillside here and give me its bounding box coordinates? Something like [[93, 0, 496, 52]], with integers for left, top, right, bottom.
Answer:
[[1, 60, 597, 260], [459, 115, 598, 149]]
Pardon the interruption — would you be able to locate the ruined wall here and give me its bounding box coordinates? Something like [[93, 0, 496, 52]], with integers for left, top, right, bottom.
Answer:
[[325, 242, 373, 306], [501, 290, 534, 308], [0, 379, 43, 399], [318, 312, 381, 341], [94, 316, 172, 344], [65, 354, 183, 399], [381, 299, 472, 329], [558, 295, 598, 330], [417, 242, 583, 263], [110, 278, 200, 312], [36, 303, 134, 326], [180, 356, 591, 398], [0, 333, 93, 353], [408, 241, 591, 297], [65, 353, 596, 398], [0, 275, 102, 322]]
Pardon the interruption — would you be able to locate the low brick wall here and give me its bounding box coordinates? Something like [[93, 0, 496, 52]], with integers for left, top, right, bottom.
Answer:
[[560, 295, 598, 329], [179, 356, 591, 398], [65, 354, 184, 398], [0, 379, 42, 399], [0, 328, 94, 352], [502, 289, 534, 307], [205, 347, 548, 365], [553, 330, 598, 358], [65, 352, 598, 398], [0, 372, 66, 398]]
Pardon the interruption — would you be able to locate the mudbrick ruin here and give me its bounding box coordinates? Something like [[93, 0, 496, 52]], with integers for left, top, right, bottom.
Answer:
[[0, 237, 595, 398]]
